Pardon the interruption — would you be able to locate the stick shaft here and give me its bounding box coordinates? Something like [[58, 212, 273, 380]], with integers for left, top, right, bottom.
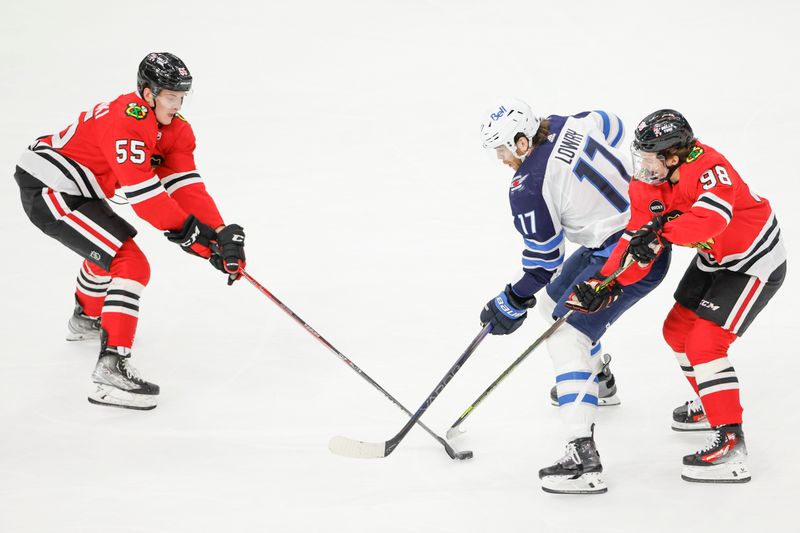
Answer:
[[240, 270, 456, 455]]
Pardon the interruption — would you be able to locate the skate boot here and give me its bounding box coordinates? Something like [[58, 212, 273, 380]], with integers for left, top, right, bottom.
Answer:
[[539, 426, 607, 494], [66, 300, 101, 341], [681, 424, 750, 483], [672, 398, 711, 431], [88, 345, 159, 411], [550, 361, 620, 407]]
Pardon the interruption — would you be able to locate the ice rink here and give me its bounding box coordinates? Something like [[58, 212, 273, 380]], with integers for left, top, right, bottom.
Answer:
[[1, 1, 798, 531]]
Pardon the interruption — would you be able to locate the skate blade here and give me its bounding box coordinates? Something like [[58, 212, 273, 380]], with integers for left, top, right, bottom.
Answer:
[[88, 383, 157, 411], [540, 472, 607, 494], [549, 396, 621, 407], [66, 332, 101, 342], [671, 420, 712, 432], [681, 462, 751, 483]]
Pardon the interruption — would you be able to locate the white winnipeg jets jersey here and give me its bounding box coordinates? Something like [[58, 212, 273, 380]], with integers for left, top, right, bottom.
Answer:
[[507, 111, 633, 297]]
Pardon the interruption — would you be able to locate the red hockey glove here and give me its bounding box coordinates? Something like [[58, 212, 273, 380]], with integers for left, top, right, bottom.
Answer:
[[164, 215, 216, 258], [209, 224, 246, 285], [565, 277, 623, 314]]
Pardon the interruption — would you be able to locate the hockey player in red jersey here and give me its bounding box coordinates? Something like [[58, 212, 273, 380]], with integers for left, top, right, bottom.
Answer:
[[566, 109, 786, 483], [13, 52, 247, 410]]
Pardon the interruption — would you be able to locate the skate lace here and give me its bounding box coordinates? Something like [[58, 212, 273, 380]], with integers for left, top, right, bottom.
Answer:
[[564, 442, 582, 466], [119, 359, 143, 382], [686, 398, 703, 415], [696, 429, 722, 454]]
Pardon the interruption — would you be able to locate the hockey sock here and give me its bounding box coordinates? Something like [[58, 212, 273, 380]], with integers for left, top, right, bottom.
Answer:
[[685, 318, 741, 426], [75, 260, 111, 317], [547, 324, 598, 440], [663, 303, 701, 392], [101, 239, 149, 349], [674, 352, 699, 394]]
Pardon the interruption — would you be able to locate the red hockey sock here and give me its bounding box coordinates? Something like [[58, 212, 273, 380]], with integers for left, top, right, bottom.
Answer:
[[663, 303, 701, 393], [100, 239, 150, 349], [75, 260, 111, 317]]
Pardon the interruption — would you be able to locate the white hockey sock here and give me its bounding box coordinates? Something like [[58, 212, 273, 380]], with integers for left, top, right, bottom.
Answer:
[[546, 323, 598, 440], [674, 351, 695, 381]]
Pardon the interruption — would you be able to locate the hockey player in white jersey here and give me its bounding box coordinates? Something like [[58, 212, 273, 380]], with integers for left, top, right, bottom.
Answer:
[[477, 98, 670, 493]]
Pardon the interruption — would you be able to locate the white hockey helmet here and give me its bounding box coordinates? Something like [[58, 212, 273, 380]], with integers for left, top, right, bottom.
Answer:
[[480, 98, 541, 159]]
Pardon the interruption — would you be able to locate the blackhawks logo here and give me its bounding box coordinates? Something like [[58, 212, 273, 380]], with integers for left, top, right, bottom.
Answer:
[[685, 145, 704, 163], [125, 102, 148, 120]]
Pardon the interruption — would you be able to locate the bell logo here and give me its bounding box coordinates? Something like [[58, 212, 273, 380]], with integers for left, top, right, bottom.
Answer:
[[490, 106, 507, 121]]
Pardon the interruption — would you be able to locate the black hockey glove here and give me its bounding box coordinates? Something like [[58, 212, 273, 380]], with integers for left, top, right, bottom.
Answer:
[[164, 215, 217, 258], [565, 277, 623, 314], [626, 210, 682, 264], [480, 284, 537, 335], [209, 224, 246, 285]]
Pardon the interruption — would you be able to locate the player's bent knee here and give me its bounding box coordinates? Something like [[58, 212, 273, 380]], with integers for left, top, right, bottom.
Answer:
[[546, 323, 594, 369], [684, 318, 737, 365], [109, 239, 151, 286], [662, 303, 697, 353]]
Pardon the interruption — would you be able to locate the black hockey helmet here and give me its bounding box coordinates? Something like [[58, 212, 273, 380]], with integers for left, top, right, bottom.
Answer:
[[632, 109, 694, 154], [137, 52, 192, 95]]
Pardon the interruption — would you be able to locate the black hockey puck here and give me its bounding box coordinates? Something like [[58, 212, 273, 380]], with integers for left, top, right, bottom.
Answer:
[[455, 450, 474, 460]]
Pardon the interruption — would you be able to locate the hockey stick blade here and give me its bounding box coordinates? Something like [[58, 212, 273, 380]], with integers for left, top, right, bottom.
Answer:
[[446, 426, 465, 441], [329, 324, 491, 460], [329, 435, 474, 460], [329, 436, 389, 459]]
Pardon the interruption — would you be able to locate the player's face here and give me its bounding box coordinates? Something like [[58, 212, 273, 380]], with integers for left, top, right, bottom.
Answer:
[[494, 137, 529, 172], [153, 90, 186, 125], [631, 149, 668, 185], [495, 145, 522, 171]]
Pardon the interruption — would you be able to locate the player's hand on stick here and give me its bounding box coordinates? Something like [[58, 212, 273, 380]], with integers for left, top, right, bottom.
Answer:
[[164, 215, 217, 258], [565, 277, 623, 314], [480, 284, 536, 335], [625, 210, 682, 265], [210, 224, 246, 285]]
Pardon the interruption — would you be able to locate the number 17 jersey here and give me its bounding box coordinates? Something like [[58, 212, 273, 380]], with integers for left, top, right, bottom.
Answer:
[[509, 111, 633, 298]]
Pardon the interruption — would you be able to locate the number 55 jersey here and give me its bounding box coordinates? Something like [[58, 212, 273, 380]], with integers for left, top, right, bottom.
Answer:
[[600, 142, 787, 287], [16, 91, 224, 232], [509, 111, 633, 297]]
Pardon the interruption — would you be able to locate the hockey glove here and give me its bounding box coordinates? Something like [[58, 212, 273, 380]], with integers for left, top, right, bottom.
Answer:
[[164, 215, 216, 258], [565, 277, 623, 314], [625, 210, 682, 265], [209, 224, 246, 285], [480, 284, 537, 335]]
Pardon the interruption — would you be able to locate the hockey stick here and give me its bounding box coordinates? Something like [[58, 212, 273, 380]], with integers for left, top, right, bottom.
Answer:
[[328, 323, 493, 459], [445, 260, 634, 440], [236, 269, 473, 460]]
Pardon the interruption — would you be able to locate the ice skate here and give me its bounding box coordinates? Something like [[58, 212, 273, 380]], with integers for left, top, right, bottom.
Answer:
[[672, 398, 711, 431], [66, 301, 101, 341], [88, 347, 159, 411], [681, 424, 750, 483], [539, 428, 607, 494], [550, 361, 620, 407]]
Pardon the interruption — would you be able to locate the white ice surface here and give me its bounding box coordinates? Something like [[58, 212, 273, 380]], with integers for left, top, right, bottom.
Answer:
[[1, 1, 798, 532]]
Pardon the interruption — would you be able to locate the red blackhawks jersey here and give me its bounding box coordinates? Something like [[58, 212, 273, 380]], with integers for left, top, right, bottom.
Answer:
[[601, 141, 786, 285], [17, 91, 224, 231]]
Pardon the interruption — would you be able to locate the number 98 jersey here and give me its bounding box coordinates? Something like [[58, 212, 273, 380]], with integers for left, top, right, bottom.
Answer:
[[508, 111, 632, 297]]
